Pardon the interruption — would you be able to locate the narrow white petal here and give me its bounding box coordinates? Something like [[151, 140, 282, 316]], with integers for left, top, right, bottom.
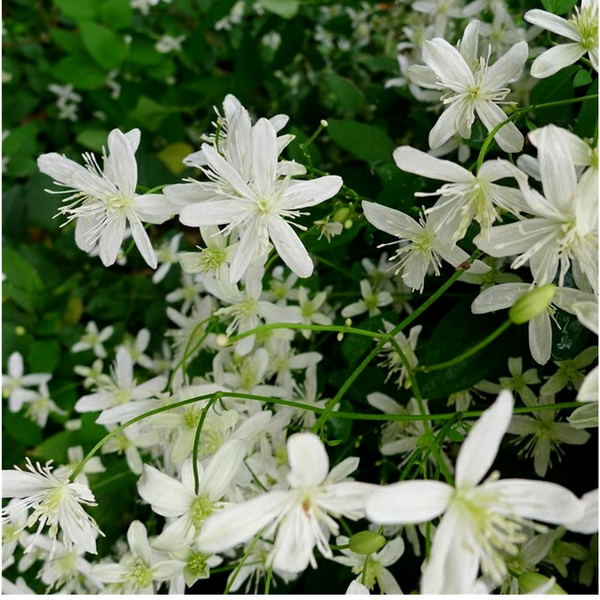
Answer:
[[287, 432, 329, 487], [362, 201, 422, 238], [528, 313, 552, 365], [129, 215, 157, 269], [475, 102, 524, 153], [487, 479, 583, 524], [197, 491, 288, 553], [180, 199, 244, 227], [137, 465, 194, 517], [267, 218, 313, 278], [105, 129, 138, 199], [393, 146, 470, 182], [282, 176, 343, 209], [484, 41, 528, 88], [422, 39, 474, 90], [127, 520, 152, 565], [365, 480, 452, 524], [202, 438, 246, 502], [530, 44, 586, 79], [98, 213, 126, 267], [455, 390, 514, 488], [251, 119, 278, 199], [524, 10, 579, 40]]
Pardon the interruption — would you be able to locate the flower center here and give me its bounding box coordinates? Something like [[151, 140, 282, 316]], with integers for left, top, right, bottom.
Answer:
[[570, 5, 598, 50], [191, 495, 214, 528], [187, 551, 209, 577], [126, 558, 154, 589]]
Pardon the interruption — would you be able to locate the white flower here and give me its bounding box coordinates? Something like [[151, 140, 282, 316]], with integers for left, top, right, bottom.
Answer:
[[203, 265, 301, 356], [71, 321, 114, 358], [155, 34, 185, 53], [475, 125, 599, 294], [508, 394, 590, 477], [197, 432, 375, 573], [409, 20, 528, 152], [152, 232, 183, 283], [365, 391, 584, 593], [341, 279, 393, 319], [526, 0, 598, 78], [2, 458, 102, 556], [91, 521, 180, 593], [471, 282, 595, 364], [74, 347, 167, 424], [2, 351, 51, 412], [333, 535, 404, 594], [393, 146, 528, 242], [362, 201, 489, 293], [37, 128, 175, 268], [137, 439, 246, 550], [178, 118, 342, 283]]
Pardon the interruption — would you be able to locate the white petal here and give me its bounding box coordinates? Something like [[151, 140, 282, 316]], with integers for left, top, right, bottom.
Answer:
[[105, 129, 138, 199], [201, 438, 246, 502], [563, 489, 598, 534], [487, 479, 583, 524], [251, 118, 278, 199], [282, 176, 343, 209], [475, 101, 524, 153], [455, 390, 514, 488], [267, 218, 313, 278], [362, 201, 422, 239], [484, 41, 528, 88], [529, 312, 552, 365], [422, 38, 474, 91], [196, 491, 288, 553], [393, 146, 471, 182], [287, 432, 329, 487], [98, 213, 126, 267], [129, 215, 157, 269], [524, 10, 579, 40], [421, 506, 481, 594], [137, 465, 194, 517], [530, 44, 586, 79], [127, 520, 152, 564], [365, 480, 452, 524], [180, 199, 244, 227]]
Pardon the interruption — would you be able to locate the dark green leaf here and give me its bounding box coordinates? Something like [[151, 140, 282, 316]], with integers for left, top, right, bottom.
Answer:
[[52, 56, 107, 89], [541, 0, 578, 14], [53, 0, 100, 22], [328, 120, 395, 166], [80, 21, 128, 71]]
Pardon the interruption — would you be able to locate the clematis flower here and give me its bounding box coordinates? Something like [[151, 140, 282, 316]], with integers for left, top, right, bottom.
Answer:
[[177, 118, 342, 283], [37, 128, 175, 268], [475, 125, 599, 294], [196, 432, 375, 573], [365, 391, 584, 593], [409, 20, 528, 153], [525, 0, 598, 78], [393, 146, 528, 242], [2, 458, 102, 556], [362, 200, 489, 293]]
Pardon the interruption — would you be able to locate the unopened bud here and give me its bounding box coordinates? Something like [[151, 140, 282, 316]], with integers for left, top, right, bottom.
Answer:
[[337, 332, 344, 341], [15, 325, 26, 336], [216, 334, 230, 347], [348, 531, 386, 555], [344, 318, 352, 327], [320, 119, 329, 127], [518, 573, 566, 595], [509, 284, 556, 324], [333, 207, 351, 223], [343, 218, 353, 229]]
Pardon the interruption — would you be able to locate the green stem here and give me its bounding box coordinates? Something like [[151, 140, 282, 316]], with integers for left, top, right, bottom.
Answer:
[[418, 320, 512, 373], [311, 259, 473, 435], [192, 392, 222, 494], [223, 529, 265, 594]]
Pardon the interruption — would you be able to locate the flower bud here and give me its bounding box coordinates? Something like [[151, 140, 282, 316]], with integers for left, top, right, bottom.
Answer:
[[518, 572, 566, 594], [343, 218, 353, 229], [509, 284, 556, 324], [333, 207, 350, 223], [348, 531, 386, 555], [216, 334, 230, 347]]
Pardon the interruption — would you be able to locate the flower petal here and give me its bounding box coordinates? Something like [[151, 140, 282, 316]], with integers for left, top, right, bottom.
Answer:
[[287, 432, 329, 487], [365, 480, 452, 524], [455, 390, 514, 488]]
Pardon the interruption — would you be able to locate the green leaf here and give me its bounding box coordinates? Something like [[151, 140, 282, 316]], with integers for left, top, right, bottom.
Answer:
[[53, 0, 100, 22], [573, 68, 593, 87], [49, 28, 86, 54], [541, 0, 578, 14], [80, 21, 128, 71], [130, 96, 171, 131], [28, 339, 61, 374], [328, 120, 395, 166], [99, 0, 132, 29], [53, 56, 107, 89], [342, 315, 383, 367], [322, 73, 364, 116], [417, 299, 519, 400], [3, 411, 43, 446], [258, 0, 299, 18], [2, 246, 45, 312], [76, 129, 109, 153]]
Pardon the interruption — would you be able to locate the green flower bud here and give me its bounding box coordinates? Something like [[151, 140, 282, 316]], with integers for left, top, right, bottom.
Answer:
[[509, 284, 556, 324], [518, 572, 566, 594], [333, 207, 351, 223], [348, 531, 386, 555], [343, 218, 353, 229]]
